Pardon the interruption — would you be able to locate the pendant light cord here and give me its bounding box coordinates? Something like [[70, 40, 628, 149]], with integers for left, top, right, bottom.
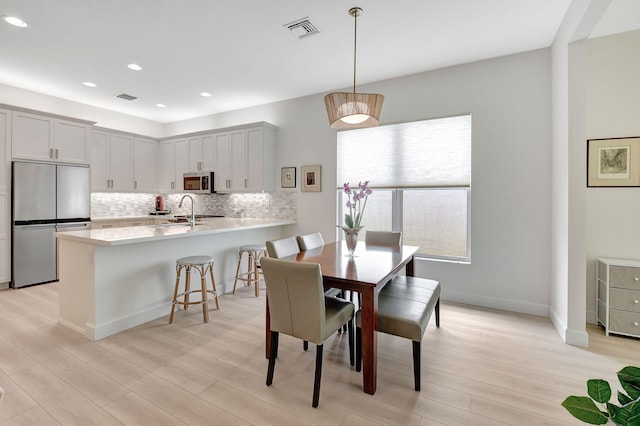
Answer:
[[352, 9, 358, 94]]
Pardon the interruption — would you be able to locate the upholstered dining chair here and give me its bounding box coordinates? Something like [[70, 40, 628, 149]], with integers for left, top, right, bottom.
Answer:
[[261, 257, 354, 408], [296, 232, 324, 251], [265, 236, 300, 259], [365, 230, 403, 245], [296, 232, 352, 356]]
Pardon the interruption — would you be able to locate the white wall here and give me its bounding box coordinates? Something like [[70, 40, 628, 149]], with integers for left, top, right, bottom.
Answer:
[[585, 30, 640, 321]]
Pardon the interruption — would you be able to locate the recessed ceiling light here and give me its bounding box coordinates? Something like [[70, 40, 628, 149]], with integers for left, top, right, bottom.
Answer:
[[3, 16, 28, 27], [156, 103, 166, 108], [82, 82, 97, 87], [127, 63, 142, 71], [200, 92, 212, 97]]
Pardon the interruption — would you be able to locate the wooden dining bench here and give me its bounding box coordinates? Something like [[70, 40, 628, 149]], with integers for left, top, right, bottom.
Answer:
[[355, 276, 440, 391]]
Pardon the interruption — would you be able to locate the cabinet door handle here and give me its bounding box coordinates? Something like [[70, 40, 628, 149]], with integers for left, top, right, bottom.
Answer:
[[55, 148, 59, 159], [134, 180, 137, 189], [197, 161, 202, 170], [50, 148, 54, 159], [244, 179, 248, 188]]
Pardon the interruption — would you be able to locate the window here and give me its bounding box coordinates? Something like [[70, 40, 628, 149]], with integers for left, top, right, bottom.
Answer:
[[337, 115, 471, 261]]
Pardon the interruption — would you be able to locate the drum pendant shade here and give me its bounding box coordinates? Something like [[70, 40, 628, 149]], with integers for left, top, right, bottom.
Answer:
[[324, 7, 384, 129]]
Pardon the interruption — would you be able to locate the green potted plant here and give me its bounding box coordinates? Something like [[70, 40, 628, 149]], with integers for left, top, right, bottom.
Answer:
[[562, 366, 640, 425]]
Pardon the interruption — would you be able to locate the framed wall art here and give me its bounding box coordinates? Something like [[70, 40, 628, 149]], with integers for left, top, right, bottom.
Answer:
[[281, 167, 296, 188], [587, 137, 640, 187], [301, 165, 321, 192]]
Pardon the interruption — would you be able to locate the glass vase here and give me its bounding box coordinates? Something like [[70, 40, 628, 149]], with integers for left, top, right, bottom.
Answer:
[[341, 226, 363, 257]]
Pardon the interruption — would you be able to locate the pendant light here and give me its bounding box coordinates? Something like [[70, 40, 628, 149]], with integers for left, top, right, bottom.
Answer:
[[324, 7, 384, 129]]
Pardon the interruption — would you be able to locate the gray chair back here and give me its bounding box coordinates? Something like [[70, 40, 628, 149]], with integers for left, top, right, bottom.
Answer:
[[261, 258, 327, 344], [365, 230, 403, 245], [266, 236, 300, 258], [297, 232, 324, 251]]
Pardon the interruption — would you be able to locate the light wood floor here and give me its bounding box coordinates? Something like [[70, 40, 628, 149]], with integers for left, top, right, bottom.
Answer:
[[0, 282, 638, 425]]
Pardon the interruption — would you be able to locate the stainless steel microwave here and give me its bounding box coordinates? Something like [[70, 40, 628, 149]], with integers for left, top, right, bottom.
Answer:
[[183, 171, 215, 193]]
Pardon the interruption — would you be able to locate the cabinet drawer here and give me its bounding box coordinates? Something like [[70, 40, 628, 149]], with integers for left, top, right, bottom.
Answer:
[[609, 309, 640, 336], [610, 266, 640, 290], [610, 288, 640, 312]]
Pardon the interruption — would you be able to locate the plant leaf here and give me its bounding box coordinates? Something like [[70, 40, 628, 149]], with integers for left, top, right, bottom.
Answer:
[[345, 214, 353, 228], [562, 396, 609, 424], [619, 390, 634, 405], [588, 379, 612, 403], [612, 400, 640, 425], [619, 366, 640, 400]]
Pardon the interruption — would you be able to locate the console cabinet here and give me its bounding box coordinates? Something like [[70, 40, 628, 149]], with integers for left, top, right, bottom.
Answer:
[[596, 258, 640, 338]]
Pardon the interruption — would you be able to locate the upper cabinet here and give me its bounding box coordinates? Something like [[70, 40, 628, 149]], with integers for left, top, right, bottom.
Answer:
[[91, 130, 133, 191], [12, 110, 91, 164], [133, 137, 157, 192], [92, 130, 157, 193], [215, 123, 275, 193], [188, 134, 215, 171], [158, 140, 176, 192]]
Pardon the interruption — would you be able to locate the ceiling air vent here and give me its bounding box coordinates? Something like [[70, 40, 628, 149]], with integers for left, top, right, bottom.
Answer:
[[284, 17, 319, 38], [115, 93, 137, 101]]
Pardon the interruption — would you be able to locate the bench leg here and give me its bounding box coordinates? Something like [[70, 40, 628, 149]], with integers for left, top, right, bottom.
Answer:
[[435, 297, 440, 327], [412, 340, 421, 391]]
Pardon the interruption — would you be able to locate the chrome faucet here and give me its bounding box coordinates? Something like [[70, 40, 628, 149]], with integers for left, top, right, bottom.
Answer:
[[178, 195, 196, 227]]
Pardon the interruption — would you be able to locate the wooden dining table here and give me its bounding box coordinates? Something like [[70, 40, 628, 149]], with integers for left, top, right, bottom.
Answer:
[[265, 240, 419, 395]]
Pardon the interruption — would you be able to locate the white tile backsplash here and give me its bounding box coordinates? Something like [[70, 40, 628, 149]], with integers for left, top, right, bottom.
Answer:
[[91, 191, 296, 220]]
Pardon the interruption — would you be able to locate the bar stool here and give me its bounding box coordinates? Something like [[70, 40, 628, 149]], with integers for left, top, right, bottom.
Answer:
[[233, 244, 266, 297], [169, 255, 219, 324]]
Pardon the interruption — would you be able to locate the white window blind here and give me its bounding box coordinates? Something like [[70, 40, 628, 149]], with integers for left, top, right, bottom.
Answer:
[[337, 114, 471, 188]]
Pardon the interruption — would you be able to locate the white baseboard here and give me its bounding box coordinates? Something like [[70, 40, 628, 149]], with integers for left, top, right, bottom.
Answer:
[[443, 289, 550, 317]]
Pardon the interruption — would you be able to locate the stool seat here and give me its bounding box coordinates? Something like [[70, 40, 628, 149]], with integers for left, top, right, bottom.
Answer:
[[169, 255, 219, 324], [177, 255, 214, 266], [239, 244, 266, 252], [233, 244, 266, 297]]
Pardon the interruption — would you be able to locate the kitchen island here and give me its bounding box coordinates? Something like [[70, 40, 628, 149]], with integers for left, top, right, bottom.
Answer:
[[56, 218, 295, 340]]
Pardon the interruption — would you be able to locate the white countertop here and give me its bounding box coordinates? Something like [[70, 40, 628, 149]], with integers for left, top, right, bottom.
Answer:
[[57, 217, 296, 246]]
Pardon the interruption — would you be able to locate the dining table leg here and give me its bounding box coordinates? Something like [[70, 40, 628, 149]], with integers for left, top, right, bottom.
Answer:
[[360, 285, 378, 395]]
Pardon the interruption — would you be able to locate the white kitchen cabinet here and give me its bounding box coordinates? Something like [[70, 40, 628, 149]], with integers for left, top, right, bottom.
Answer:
[[12, 110, 90, 164], [214, 123, 275, 192], [174, 138, 189, 191], [214, 132, 231, 192], [596, 258, 640, 338], [158, 138, 189, 192], [91, 130, 133, 191], [158, 140, 176, 192], [187, 134, 215, 171], [133, 137, 157, 192]]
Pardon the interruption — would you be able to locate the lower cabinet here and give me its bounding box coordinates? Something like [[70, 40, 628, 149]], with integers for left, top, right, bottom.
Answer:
[[596, 258, 640, 338]]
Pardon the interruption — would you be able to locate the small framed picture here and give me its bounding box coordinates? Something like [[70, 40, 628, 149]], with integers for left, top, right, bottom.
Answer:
[[301, 165, 321, 192], [281, 167, 296, 188], [587, 137, 640, 187]]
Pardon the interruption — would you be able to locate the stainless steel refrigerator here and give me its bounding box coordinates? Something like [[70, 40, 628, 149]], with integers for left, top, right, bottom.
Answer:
[[11, 161, 91, 288]]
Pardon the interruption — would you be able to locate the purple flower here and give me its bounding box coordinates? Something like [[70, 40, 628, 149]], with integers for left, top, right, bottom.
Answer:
[[341, 180, 373, 229]]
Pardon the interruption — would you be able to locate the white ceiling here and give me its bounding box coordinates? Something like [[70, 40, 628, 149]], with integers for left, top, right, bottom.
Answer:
[[0, 1, 633, 124]]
